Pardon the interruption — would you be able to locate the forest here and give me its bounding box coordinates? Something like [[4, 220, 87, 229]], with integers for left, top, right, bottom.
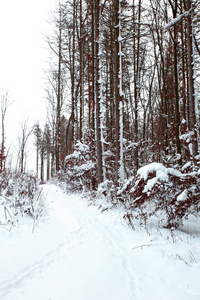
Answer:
[[0, 0, 200, 229]]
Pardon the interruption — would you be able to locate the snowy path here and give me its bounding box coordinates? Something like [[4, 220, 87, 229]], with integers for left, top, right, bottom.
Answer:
[[0, 184, 200, 300]]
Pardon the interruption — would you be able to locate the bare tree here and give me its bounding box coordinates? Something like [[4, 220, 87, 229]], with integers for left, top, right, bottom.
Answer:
[[46, 2, 68, 173], [33, 122, 42, 177], [0, 91, 9, 172], [44, 122, 52, 180], [18, 119, 33, 173]]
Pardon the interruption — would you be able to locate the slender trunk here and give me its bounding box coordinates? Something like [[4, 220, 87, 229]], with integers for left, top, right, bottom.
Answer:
[[40, 145, 44, 182], [173, 21, 182, 164], [87, 3, 93, 130], [115, 0, 124, 183], [79, 0, 83, 140], [21, 146, 24, 174], [47, 150, 50, 180], [95, 0, 104, 184], [0, 118, 5, 173], [51, 151, 54, 178], [133, 0, 141, 171], [118, 0, 124, 182], [36, 145, 39, 177], [56, 8, 62, 172], [181, 12, 187, 127], [186, 0, 198, 157], [0, 95, 7, 173], [71, 0, 76, 148], [92, 0, 95, 131], [168, 0, 182, 164], [115, 0, 120, 182]]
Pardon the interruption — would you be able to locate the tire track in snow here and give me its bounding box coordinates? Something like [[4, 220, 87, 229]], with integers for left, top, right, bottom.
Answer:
[[61, 193, 140, 300], [0, 224, 89, 299], [87, 219, 140, 300], [63, 193, 140, 300]]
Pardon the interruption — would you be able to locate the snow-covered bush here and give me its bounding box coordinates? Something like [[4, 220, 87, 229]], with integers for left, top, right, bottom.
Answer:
[[61, 130, 97, 191], [0, 171, 45, 230], [118, 162, 200, 229]]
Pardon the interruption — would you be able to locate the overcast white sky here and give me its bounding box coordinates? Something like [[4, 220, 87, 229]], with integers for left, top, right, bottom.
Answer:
[[0, 0, 57, 171]]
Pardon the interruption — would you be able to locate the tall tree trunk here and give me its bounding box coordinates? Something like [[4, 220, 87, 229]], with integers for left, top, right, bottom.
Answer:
[[133, 0, 141, 171], [79, 0, 84, 140], [56, 6, 62, 172], [36, 145, 39, 177], [0, 93, 7, 173], [115, 0, 124, 183], [95, 0, 104, 184], [186, 0, 198, 157], [71, 0, 76, 149], [168, 0, 182, 164], [115, 0, 120, 182], [173, 21, 182, 164], [134, 0, 142, 169], [92, 0, 95, 131], [0, 115, 5, 173], [47, 150, 50, 180], [40, 143, 44, 182]]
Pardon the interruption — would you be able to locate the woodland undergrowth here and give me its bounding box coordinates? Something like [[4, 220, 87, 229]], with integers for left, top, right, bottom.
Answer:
[[58, 135, 200, 231], [0, 171, 46, 232]]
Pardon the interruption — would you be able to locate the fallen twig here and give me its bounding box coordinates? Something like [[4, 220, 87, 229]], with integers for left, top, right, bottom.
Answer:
[[132, 244, 152, 251], [176, 254, 190, 266]]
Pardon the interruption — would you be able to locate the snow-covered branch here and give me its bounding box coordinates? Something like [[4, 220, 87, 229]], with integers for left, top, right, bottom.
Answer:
[[164, 8, 193, 31]]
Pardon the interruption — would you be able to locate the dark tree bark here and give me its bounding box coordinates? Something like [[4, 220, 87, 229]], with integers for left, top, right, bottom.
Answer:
[[186, 0, 198, 157], [133, 0, 142, 171], [34, 123, 42, 178], [0, 92, 8, 173], [115, 0, 120, 182], [55, 5, 62, 173], [168, 0, 182, 165], [95, 0, 104, 184]]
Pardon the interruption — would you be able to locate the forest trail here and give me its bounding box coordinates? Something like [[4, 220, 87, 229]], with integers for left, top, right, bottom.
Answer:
[[0, 184, 199, 300]]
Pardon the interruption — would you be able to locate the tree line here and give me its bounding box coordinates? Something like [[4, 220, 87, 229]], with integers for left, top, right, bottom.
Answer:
[[15, 0, 200, 187]]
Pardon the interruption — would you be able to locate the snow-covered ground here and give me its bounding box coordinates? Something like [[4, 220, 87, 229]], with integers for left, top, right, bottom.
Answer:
[[0, 184, 200, 300]]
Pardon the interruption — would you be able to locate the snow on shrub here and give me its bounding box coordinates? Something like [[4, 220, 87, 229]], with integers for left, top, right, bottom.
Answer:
[[118, 162, 200, 229], [0, 171, 45, 231], [62, 130, 97, 191]]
